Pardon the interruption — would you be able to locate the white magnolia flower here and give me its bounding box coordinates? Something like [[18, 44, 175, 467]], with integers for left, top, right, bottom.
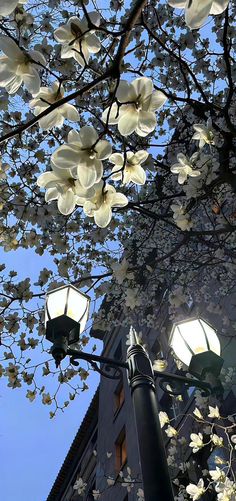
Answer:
[[92, 490, 101, 500], [159, 411, 170, 428], [209, 467, 226, 482], [192, 119, 215, 148], [186, 479, 205, 500], [107, 477, 115, 486], [54, 12, 101, 67], [37, 163, 95, 216], [0, 0, 26, 17], [216, 478, 236, 501], [171, 153, 201, 184], [189, 433, 204, 453], [110, 150, 149, 185], [171, 203, 193, 231], [74, 477, 87, 495], [52, 126, 112, 189], [77, 180, 128, 227], [211, 434, 223, 447], [208, 405, 220, 419], [168, 0, 229, 30], [121, 474, 135, 492], [0, 36, 45, 95], [137, 488, 144, 501], [102, 77, 167, 136], [193, 408, 203, 420], [30, 82, 79, 130], [165, 425, 178, 438]]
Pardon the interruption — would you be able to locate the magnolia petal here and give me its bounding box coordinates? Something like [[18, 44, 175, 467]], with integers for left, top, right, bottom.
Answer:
[[52, 145, 79, 169], [60, 45, 74, 59], [131, 77, 153, 100], [54, 25, 74, 43], [0, 36, 23, 60], [168, 0, 186, 7], [116, 81, 133, 103], [177, 153, 188, 165], [148, 90, 167, 111], [110, 192, 128, 208], [77, 164, 98, 189], [210, 0, 229, 14], [118, 109, 138, 136], [185, 0, 213, 29], [79, 126, 98, 148], [45, 187, 58, 202], [0, 60, 18, 84], [0, 0, 19, 16], [171, 165, 182, 173], [73, 49, 87, 67], [68, 129, 81, 144], [85, 33, 101, 54], [102, 103, 120, 125], [37, 171, 58, 187], [23, 67, 41, 95], [39, 111, 64, 130], [130, 165, 146, 185], [61, 103, 80, 122], [109, 153, 124, 166], [138, 110, 156, 135], [5, 75, 22, 94], [58, 190, 76, 215], [133, 150, 149, 164], [95, 140, 112, 160], [111, 167, 123, 181], [190, 170, 201, 177], [28, 50, 46, 67], [94, 204, 112, 228], [178, 172, 187, 184], [88, 11, 101, 27], [83, 200, 96, 216]]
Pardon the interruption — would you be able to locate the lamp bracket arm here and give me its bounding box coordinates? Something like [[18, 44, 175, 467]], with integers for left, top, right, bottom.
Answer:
[[153, 370, 212, 396], [67, 348, 128, 380]]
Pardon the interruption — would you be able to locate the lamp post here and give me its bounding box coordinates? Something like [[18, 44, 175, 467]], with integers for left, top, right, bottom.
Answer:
[[45, 286, 224, 501]]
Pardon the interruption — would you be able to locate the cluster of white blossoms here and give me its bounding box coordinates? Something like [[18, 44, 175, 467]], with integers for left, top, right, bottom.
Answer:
[[171, 152, 201, 185], [102, 77, 167, 136], [110, 150, 149, 185], [187, 474, 236, 501], [171, 203, 193, 231], [37, 76, 163, 226], [168, 0, 230, 30], [0, 36, 45, 95], [54, 12, 101, 67], [30, 82, 80, 130]]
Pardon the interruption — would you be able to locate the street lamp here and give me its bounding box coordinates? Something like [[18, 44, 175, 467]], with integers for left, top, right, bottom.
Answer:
[[45, 284, 90, 367], [170, 318, 224, 390], [45, 286, 223, 501]]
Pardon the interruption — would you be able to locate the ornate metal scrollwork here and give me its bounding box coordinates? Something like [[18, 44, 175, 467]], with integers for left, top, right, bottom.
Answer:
[[154, 370, 211, 397]]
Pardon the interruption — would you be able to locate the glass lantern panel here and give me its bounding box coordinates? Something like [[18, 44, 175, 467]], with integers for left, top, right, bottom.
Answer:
[[170, 324, 193, 366], [67, 287, 90, 331], [170, 319, 220, 366], [202, 320, 221, 356], [45, 286, 68, 325]]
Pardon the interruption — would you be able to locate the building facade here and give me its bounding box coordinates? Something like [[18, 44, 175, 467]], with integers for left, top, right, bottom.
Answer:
[[46, 297, 236, 501]]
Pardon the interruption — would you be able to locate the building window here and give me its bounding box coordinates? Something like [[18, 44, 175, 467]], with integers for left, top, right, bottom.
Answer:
[[114, 381, 125, 415], [115, 427, 127, 471]]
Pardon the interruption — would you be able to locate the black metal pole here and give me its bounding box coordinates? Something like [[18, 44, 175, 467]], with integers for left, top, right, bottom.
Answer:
[[127, 328, 174, 501]]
